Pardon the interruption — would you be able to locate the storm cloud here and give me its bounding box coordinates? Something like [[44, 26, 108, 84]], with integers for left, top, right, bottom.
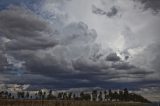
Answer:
[[0, 0, 160, 101], [92, 5, 118, 17], [0, 5, 58, 51], [106, 53, 120, 62], [139, 0, 160, 13]]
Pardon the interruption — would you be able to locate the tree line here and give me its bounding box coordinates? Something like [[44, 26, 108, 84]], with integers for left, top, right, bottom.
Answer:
[[0, 88, 150, 103]]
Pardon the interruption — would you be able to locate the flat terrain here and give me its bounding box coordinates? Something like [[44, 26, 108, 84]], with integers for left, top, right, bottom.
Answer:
[[0, 99, 150, 106]]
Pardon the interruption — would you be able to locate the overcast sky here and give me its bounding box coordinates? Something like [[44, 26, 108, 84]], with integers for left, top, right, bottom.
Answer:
[[0, 0, 160, 101]]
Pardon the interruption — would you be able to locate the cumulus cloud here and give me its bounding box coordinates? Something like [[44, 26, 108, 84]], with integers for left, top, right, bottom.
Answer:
[[0, 5, 58, 51], [106, 53, 120, 62], [92, 5, 118, 17], [0, 1, 159, 101], [138, 0, 160, 13], [0, 4, 100, 84]]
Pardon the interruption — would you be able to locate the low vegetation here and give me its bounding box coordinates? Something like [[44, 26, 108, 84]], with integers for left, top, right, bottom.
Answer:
[[0, 88, 151, 106], [0, 99, 149, 106]]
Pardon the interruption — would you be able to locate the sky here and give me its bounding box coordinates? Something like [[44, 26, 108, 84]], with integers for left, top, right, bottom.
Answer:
[[0, 0, 160, 101]]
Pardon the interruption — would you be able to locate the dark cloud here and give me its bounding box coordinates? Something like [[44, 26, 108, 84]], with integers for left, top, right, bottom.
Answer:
[[73, 57, 108, 73], [3, 40, 153, 88], [24, 54, 69, 76], [125, 56, 129, 60], [6, 38, 57, 51], [0, 5, 99, 83], [128, 69, 153, 75], [138, 0, 160, 13], [0, 1, 159, 91], [92, 5, 118, 17], [4, 47, 154, 89], [107, 7, 118, 17], [0, 53, 8, 71], [0, 5, 59, 82], [106, 53, 120, 62], [112, 62, 135, 70], [92, 5, 106, 15], [0, 5, 58, 51]]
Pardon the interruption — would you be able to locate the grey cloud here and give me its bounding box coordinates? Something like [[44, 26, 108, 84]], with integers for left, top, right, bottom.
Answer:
[[0, 5, 58, 51], [126, 67, 154, 75], [92, 5, 118, 17], [138, 0, 160, 13], [0, 5, 60, 82], [0, 5, 49, 37], [2, 18, 98, 79], [6, 39, 152, 86], [72, 57, 108, 73], [0, 2, 158, 90], [72, 53, 152, 81], [61, 22, 97, 45], [148, 44, 160, 73], [106, 53, 120, 62], [125, 56, 129, 60], [0, 53, 8, 71], [135, 43, 160, 75], [92, 5, 106, 15], [10, 47, 153, 86], [25, 54, 69, 76], [5, 37, 57, 50], [112, 62, 135, 70], [5, 74, 59, 85], [107, 7, 118, 17]]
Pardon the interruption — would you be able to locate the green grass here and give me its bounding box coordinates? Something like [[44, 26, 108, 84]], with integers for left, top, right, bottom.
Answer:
[[0, 99, 150, 106]]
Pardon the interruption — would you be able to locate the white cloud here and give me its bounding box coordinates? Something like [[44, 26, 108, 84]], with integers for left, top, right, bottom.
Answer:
[[0, 84, 30, 91]]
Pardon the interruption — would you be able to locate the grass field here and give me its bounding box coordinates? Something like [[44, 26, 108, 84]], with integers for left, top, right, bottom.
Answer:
[[0, 99, 150, 106]]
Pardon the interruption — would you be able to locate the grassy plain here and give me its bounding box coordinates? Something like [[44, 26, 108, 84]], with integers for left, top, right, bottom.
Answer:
[[0, 99, 151, 106]]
